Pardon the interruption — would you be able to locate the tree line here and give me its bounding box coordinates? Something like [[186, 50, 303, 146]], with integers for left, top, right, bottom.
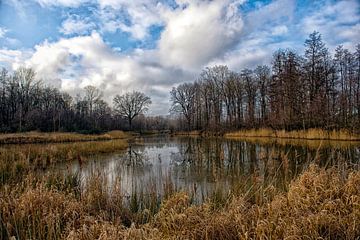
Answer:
[[0, 68, 154, 132], [1, 31, 358, 133], [170, 32, 360, 131]]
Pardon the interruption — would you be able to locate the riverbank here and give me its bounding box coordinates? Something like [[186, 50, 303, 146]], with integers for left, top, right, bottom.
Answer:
[[0, 131, 131, 186], [0, 139, 129, 186], [0, 130, 129, 144], [173, 128, 360, 141], [225, 128, 360, 141], [0, 164, 358, 239]]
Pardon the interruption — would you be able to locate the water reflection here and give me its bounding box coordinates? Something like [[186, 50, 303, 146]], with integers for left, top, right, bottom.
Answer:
[[54, 136, 360, 203]]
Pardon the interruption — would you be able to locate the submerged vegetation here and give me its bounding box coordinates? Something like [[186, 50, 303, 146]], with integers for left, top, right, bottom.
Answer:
[[0, 164, 359, 239]]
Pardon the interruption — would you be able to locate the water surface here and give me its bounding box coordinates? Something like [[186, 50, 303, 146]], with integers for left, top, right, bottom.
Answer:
[[51, 136, 360, 202]]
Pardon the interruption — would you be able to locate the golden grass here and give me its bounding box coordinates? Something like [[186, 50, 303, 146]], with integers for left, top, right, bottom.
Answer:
[[232, 136, 360, 150], [0, 130, 129, 144], [225, 128, 360, 141], [0, 139, 128, 185], [0, 164, 359, 239]]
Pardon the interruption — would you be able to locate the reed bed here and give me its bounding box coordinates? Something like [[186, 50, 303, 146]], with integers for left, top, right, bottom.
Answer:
[[225, 128, 360, 141], [0, 139, 128, 186], [230, 136, 360, 150], [0, 164, 359, 240], [0, 130, 129, 144]]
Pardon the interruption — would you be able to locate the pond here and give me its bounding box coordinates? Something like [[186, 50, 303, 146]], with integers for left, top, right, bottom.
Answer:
[[51, 136, 360, 203]]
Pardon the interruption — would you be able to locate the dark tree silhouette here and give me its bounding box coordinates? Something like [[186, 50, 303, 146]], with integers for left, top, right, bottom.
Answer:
[[113, 91, 152, 130]]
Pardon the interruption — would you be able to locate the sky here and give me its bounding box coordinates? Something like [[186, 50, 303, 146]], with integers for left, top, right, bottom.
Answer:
[[0, 0, 359, 115]]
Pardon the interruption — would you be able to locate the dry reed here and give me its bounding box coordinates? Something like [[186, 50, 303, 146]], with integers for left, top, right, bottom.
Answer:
[[0, 164, 359, 240], [225, 128, 360, 141], [0, 139, 128, 186], [0, 130, 129, 145]]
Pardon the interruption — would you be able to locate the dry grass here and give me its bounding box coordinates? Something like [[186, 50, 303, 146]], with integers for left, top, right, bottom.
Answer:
[[226, 128, 360, 141], [0, 139, 128, 186], [151, 165, 360, 239], [231, 136, 360, 150], [0, 130, 129, 144], [0, 164, 359, 240]]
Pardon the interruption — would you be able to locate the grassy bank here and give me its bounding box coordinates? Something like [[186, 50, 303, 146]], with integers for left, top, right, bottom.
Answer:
[[225, 128, 360, 141], [0, 130, 129, 144], [231, 136, 360, 150], [0, 165, 359, 239], [0, 139, 129, 186]]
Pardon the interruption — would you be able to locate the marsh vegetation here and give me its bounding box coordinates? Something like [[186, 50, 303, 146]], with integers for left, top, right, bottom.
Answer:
[[0, 134, 359, 239], [0, 31, 359, 240]]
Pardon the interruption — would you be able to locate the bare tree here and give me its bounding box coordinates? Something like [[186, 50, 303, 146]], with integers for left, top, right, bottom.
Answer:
[[84, 85, 103, 116], [170, 83, 196, 130], [113, 91, 152, 129]]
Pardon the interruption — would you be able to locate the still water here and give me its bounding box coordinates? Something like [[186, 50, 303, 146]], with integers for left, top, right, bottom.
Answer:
[[52, 136, 360, 202]]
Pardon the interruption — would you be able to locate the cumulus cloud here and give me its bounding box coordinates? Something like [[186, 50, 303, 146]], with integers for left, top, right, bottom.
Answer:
[[2, 0, 359, 115], [21, 32, 192, 114], [301, 0, 360, 50], [0, 28, 8, 38], [34, 0, 89, 7], [158, 0, 243, 69], [0, 49, 32, 70], [98, 0, 164, 40], [271, 25, 288, 36], [243, 0, 295, 34], [60, 15, 96, 35]]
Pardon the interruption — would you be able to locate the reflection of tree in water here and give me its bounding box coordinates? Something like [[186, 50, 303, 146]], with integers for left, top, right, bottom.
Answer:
[[79, 137, 360, 204], [120, 145, 152, 170], [170, 137, 360, 191]]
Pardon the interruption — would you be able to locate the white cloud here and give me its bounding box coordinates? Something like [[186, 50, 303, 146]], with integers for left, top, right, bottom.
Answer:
[[3, 0, 359, 115], [60, 15, 96, 35], [98, 0, 165, 40], [20, 32, 192, 114], [34, 0, 89, 7], [271, 25, 288, 36], [300, 0, 360, 50], [206, 0, 296, 71], [158, 0, 244, 69], [244, 0, 295, 34], [0, 28, 8, 38], [0, 49, 32, 70]]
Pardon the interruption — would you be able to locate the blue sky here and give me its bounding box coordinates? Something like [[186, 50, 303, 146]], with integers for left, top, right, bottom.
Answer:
[[0, 0, 359, 114]]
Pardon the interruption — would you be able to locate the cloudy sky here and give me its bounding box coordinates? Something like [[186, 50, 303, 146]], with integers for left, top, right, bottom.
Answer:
[[0, 0, 359, 115]]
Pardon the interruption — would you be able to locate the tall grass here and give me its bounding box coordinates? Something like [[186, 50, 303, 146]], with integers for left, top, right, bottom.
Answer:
[[0, 130, 129, 144], [0, 164, 359, 239], [226, 128, 360, 141], [0, 139, 128, 186], [229, 136, 360, 150]]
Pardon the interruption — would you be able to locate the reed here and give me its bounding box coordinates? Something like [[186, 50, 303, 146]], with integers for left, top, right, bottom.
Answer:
[[0, 139, 128, 186], [0, 164, 358, 240], [230, 136, 360, 150], [0, 130, 129, 145], [226, 128, 360, 141]]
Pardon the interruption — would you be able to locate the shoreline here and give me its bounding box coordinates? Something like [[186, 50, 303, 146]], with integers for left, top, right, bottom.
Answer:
[[173, 128, 360, 142]]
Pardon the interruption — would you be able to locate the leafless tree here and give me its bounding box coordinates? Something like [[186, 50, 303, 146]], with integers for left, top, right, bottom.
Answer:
[[84, 85, 103, 116], [113, 91, 152, 129], [170, 83, 196, 130]]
